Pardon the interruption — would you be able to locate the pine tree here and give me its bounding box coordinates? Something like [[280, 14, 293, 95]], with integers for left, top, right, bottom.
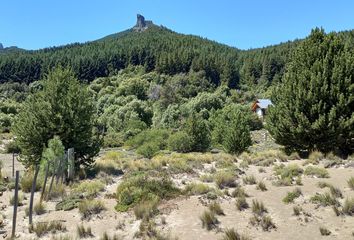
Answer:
[[267, 28, 354, 154], [184, 112, 211, 152], [13, 68, 101, 168]]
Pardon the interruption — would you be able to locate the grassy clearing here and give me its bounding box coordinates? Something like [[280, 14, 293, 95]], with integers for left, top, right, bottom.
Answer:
[[115, 174, 179, 211], [200, 210, 219, 230], [78, 199, 105, 219], [29, 221, 66, 237], [304, 166, 329, 178], [283, 188, 302, 204]]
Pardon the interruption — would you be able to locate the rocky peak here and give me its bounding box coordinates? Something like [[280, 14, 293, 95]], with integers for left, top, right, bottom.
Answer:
[[0, 43, 3, 49], [133, 14, 153, 32]]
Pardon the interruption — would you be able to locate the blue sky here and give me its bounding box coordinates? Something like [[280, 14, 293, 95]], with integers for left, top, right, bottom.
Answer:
[[1, 0, 353, 50]]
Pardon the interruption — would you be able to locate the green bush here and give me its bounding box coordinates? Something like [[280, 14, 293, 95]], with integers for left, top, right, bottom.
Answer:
[[168, 131, 193, 153], [283, 188, 302, 204], [310, 192, 339, 206], [347, 177, 354, 190], [72, 180, 105, 197], [103, 132, 124, 148], [20, 171, 42, 193], [214, 170, 236, 189], [29, 221, 66, 237], [5, 141, 21, 153], [115, 174, 179, 211], [127, 129, 170, 158], [200, 210, 218, 231], [78, 199, 105, 219], [184, 113, 211, 152], [342, 198, 354, 216], [304, 166, 329, 178], [56, 194, 83, 211], [183, 182, 211, 195]]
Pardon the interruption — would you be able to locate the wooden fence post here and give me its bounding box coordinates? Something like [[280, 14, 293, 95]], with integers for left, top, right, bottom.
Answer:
[[11, 171, 19, 239], [12, 153, 15, 178], [29, 165, 40, 225], [67, 148, 75, 182], [40, 163, 49, 202]]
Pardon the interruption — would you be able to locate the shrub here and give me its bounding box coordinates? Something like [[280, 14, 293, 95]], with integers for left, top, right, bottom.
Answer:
[[249, 215, 276, 231], [78, 199, 105, 219], [9, 194, 24, 206], [184, 182, 210, 195], [307, 151, 324, 164], [310, 192, 339, 206], [222, 228, 251, 240], [317, 181, 331, 189], [319, 227, 331, 236], [46, 183, 66, 200], [252, 199, 267, 216], [127, 129, 170, 158], [231, 186, 248, 198], [214, 171, 236, 189], [208, 202, 224, 215], [342, 198, 354, 216], [283, 188, 302, 204], [256, 181, 267, 191], [200, 210, 218, 230], [34, 201, 46, 215], [133, 197, 159, 220], [77, 224, 93, 238], [72, 180, 105, 197], [136, 142, 160, 158], [103, 132, 124, 148], [115, 174, 179, 211], [293, 206, 302, 216], [184, 113, 211, 152], [304, 166, 329, 178], [348, 177, 354, 190], [20, 171, 42, 193], [243, 175, 257, 185], [236, 197, 249, 211], [29, 221, 66, 237], [5, 141, 21, 154], [273, 164, 303, 186], [56, 194, 82, 211], [200, 174, 214, 183], [329, 186, 343, 199], [168, 131, 193, 153]]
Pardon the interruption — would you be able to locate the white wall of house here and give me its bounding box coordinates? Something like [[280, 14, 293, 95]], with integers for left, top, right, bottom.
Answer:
[[256, 108, 263, 117]]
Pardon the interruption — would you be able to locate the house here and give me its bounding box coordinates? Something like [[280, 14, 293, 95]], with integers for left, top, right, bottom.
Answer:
[[251, 99, 273, 118]]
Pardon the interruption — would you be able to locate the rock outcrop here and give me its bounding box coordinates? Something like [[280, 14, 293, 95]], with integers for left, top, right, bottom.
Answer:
[[0, 43, 3, 50], [133, 14, 153, 32]]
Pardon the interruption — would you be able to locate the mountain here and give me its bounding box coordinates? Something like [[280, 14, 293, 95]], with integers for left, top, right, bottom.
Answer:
[[0, 15, 352, 89]]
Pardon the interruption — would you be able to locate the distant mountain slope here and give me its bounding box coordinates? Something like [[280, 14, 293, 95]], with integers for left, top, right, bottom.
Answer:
[[0, 15, 240, 86], [0, 15, 352, 89]]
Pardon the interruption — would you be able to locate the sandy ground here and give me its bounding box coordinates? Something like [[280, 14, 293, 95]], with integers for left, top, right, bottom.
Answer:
[[1, 152, 354, 240]]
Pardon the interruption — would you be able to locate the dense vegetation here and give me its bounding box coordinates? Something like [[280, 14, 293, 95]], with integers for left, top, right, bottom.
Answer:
[[0, 23, 353, 161], [267, 28, 354, 155]]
